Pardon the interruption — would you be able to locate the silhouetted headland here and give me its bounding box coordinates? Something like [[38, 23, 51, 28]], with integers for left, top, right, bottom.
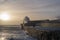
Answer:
[[21, 16, 60, 40]]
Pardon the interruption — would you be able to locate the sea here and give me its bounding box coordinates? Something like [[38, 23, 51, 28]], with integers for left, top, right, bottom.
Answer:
[[0, 25, 37, 40]]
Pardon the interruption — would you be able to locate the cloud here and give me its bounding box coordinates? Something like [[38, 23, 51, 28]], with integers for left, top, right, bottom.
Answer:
[[0, 0, 60, 20], [56, 16, 60, 19], [0, 0, 8, 4]]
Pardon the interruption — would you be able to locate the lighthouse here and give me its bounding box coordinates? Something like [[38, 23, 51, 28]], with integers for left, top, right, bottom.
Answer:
[[23, 16, 30, 24]]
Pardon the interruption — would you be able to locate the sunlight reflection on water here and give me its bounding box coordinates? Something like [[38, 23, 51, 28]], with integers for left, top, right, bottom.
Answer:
[[0, 32, 13, 40], [0, 31, 21, 40], [0, 26, 37, 40], [0, 27, 20, 40]]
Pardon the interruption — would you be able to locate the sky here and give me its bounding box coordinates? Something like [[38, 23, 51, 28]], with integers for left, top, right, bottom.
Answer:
[[0, 0, 60, 25]]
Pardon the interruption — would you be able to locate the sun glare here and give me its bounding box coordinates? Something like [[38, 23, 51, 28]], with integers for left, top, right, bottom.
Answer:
[[0, 12, 10, 21], [1, 37, 5, 40]]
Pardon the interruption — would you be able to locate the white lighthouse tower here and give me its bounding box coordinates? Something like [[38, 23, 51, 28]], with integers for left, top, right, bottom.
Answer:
[[23, 16, 30, 24]]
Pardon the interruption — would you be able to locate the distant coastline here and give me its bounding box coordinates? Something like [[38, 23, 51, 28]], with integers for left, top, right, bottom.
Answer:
[[0, 25, 20, 27]]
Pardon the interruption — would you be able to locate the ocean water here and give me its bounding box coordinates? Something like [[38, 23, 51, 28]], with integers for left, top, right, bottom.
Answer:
[[0, 26, 37, 40]]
